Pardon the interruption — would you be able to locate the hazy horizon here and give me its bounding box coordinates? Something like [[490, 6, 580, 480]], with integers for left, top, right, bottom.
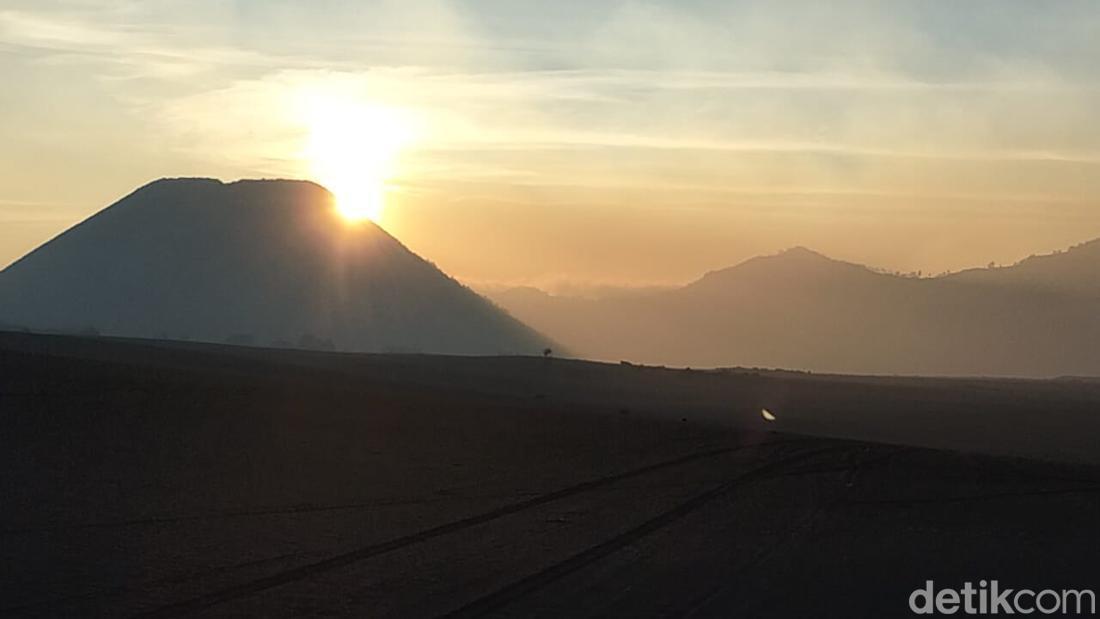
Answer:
[[5, 1, 1100, 287], [5, 5, 1100, 609]]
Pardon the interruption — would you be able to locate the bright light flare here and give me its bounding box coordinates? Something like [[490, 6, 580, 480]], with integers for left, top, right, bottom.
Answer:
[[301, 95, 417, 223]]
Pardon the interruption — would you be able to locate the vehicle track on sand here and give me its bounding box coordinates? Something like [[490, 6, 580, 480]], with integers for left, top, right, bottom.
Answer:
[[134, 437, 819, 618], [440, 443, 864, 619]]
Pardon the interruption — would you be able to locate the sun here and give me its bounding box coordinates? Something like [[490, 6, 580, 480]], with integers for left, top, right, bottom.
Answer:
[[301, 95, 416, 223]]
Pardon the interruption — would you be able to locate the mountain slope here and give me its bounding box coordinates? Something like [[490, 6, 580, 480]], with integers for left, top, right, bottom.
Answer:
[[0, 178, 552, 355], [945, 238, 1100, 298], [488, 245, 1100, 377]]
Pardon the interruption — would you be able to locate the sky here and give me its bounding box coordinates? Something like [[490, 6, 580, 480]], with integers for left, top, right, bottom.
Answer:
[[3, 0, 1100, 290]]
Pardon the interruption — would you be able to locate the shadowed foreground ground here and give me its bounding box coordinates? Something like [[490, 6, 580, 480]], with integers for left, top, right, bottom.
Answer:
[[1, 332, 1098, 617]]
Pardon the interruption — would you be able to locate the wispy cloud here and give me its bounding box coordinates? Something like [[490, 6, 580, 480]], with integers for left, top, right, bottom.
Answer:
[[4, 0, 1100, 280]]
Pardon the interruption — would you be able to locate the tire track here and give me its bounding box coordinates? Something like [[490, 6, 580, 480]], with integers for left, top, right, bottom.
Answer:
[[133, 437, 817, 618], [440, 443, 860, 619], [678, 445, 905, 618]]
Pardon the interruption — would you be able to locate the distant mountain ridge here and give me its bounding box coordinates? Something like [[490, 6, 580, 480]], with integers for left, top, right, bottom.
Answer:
[[0, 178, 553, 355], [945, 238, 1100, 298], [488, 242, 1100, 377]]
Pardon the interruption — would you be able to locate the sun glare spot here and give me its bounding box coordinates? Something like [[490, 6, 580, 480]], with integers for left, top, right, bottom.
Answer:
[[301, 94, 416, 223]]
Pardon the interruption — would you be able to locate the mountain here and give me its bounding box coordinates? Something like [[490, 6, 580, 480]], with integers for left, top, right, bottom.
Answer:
[[487, 243, 1100, 377], [944, 238, 1100, 298], [0, 178, 552, 355]]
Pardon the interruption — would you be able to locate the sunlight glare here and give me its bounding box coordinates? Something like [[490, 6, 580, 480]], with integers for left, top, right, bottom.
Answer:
[[302, 95, 416, 223]]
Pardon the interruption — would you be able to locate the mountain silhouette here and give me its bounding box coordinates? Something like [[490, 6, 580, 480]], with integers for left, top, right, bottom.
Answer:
[[945, 238, 1100, 298], [0, 178, 552, 355], [489, 243, 1100, 377]]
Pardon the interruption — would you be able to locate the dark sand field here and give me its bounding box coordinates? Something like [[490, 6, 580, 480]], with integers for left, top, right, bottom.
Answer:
[[1, 332, 1098, 617]]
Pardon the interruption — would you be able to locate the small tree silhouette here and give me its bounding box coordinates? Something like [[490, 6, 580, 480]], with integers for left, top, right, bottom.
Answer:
[[542, 347, 553, 358]]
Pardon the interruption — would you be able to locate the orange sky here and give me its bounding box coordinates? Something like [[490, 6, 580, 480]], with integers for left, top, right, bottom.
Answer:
[[3, 1, 1100, 288]]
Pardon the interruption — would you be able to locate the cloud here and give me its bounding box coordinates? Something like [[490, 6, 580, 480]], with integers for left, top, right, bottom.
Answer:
[[0, 9, 123, 49], [5, 1, 1100, 241]]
